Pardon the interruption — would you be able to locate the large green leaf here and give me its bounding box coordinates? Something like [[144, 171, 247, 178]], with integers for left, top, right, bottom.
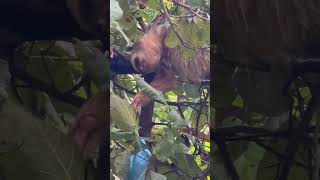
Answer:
[[169, 110, 190, 127], [74, 39, 108, 90], [110, 92, 139, 135], [212, 153, 232, 180], [153, 137, 189, 162], [234, 142, 265, 180], [153, 141, 175, 162], [165, 30, 180, 48], [113, 150, 131, 178], [172, 153, 202, 177], [180, 45, 197, 61], [111, 0, 123, 21], [257, 141, 308, 180], [189, 106, 208, 128], [183, 83, 201, 98], [0, 101, 88, 180]]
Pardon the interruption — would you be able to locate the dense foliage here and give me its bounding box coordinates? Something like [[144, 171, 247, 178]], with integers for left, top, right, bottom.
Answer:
[[110, 0, 210, 179]]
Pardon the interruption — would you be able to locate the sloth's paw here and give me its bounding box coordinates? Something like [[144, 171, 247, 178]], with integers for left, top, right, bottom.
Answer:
[[132, 92, 152, 110]]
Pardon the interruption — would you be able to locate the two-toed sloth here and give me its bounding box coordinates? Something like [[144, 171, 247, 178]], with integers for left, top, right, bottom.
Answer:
[[130, 24, 210, 109]]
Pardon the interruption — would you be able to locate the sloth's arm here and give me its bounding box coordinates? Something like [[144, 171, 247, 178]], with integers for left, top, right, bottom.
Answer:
[[132, 67, 178, 109]]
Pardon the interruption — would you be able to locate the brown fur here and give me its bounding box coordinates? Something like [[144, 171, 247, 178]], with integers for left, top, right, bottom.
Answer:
[[130, 24, 210, 108], [214, 0, 320, 67]]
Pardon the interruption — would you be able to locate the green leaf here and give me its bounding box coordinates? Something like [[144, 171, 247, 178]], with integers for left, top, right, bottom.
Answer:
[[110, 92, 139, 135], [111, 21, 133, 47], [153, 141, 175, 162], [146, 0, 162, 11], [181, 22, 200, 48], [299, 86, 312, 104], [169, 110, 189, 127], [234, 142, 265, 180], [111, 0, 123, 20], [212, 153, 232, 180], [134, 8, 159, 23], [180, 45, 197, 61], [164, 129, 175, 143], [146, 171, 167, 180], [74, 38, 109, 90], [43, 93, 68, 134], [172, 153, 202, 176], [196, 20, 210, 46], [189, 107, 207, 128], [116, 0, 131, 16], [113, 150, 131, 178], [257, 140, 309, 180], [0, 101, 87, 180], [173, 143, 190, 154], [111, 130, 136, 141], [135, 76, 167, 105], [183, 83, 201, 98], [164, 30, 180, 48]]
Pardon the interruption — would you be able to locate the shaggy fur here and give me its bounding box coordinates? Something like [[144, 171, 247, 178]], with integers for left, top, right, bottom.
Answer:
[[130, 23, 210, 108], [214, 0, 320, 66]]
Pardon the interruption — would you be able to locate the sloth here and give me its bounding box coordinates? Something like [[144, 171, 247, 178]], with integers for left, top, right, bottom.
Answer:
[[130, 23, 210, 109], [71, 24, 210, 151]]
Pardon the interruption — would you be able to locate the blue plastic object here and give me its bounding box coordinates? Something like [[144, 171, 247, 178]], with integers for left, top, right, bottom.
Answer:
[[127, 139, 152, 180]]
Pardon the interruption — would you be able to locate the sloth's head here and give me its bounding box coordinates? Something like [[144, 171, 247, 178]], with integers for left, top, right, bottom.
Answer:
[[131, 25, 169, 74]]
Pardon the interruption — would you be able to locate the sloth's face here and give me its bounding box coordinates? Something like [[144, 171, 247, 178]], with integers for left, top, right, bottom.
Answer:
[[131, 43, 162, 73], [130, 26, 168, 74]]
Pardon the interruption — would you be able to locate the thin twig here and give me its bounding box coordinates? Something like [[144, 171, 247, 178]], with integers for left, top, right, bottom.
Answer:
[[113, 81, 209, 106], [255, 141, 307, 169], [169, 14, 196, 18], [214, 133, 240, 180], [64, 74, 89, 94], [279, 92, 319, 180], [196, 91, 209, 138], [160, 0, 209, 50], [171, 0, 210, 21]]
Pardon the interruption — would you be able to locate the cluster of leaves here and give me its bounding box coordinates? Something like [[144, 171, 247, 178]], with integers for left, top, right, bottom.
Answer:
[[0, 38, 109, 179], [212, 60, 320, 179], [110, 0, 210, 179]]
